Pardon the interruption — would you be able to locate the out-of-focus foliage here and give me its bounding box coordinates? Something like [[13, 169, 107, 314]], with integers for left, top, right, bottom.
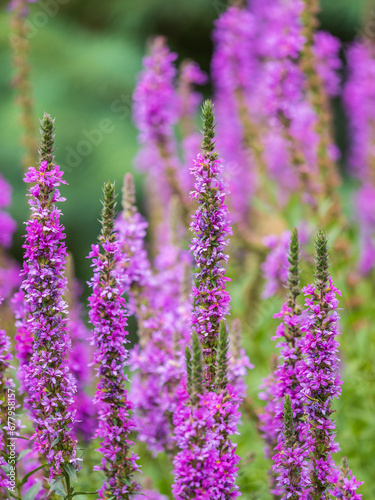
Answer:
[[0, 0, 369, 284]]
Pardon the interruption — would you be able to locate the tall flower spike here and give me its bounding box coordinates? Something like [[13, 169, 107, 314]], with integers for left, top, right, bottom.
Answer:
[[300, 231, 343, 497], [39, 112, 55, 166], [190, 100, 232, 387], [172, 101, 241, 499], [133, 37, 189, 230], [88, 181, 140, 499], [272, 395, 309, 500], [260, 228, 307, 497], [21, 115, 78, 481], [185, 346, 193, 398], [65, 255, 96, 443], [344, 40, 375, 274]]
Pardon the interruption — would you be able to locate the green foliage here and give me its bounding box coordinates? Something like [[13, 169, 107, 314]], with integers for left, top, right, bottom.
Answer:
[[216, 321, 229, 391], [100, 181, 116, 243], [191, 332, 203, 402], [39, 112, 55, 167]]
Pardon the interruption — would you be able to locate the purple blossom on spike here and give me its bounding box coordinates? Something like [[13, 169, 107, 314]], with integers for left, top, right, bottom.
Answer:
[[313, 31, 341, 97], [212, 5, 257, 224], [261, 229, 311, 496], [344, 41, 375, 273], [299, 232, 343, 495], [328, 460, 363, 500], [21, 150, 78, 479], [88, 181, 140, 498], [189, 100, 232, 386], [172, 102, 242, 498], [0, 174, 21, 302], [133, 37, 187, 214], [66, 275, 96, 443], [172, 387, 241, 499]]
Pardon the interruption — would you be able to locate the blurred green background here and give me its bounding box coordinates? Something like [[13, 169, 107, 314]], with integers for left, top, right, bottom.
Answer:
[[0, 1, 374, 497], [0, 0, 370, 285]]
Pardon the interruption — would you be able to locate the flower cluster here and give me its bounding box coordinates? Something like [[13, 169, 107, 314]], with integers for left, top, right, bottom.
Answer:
[[88, 181, 140, 499], [172, 102, 243, 499], [189, 101, 232, 385], [21, 153, 78, 479], [0, 174, 20, 301], [328, 460, 364, 500], [299, 236, 343, 495], [344, 41, 375, 274], [133, 37, 183, 212], [172, 387, 241, 499], [66, 275, 96, 442]]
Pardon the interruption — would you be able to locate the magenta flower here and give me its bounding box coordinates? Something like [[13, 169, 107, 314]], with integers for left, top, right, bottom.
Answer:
[[88, 181, 140, 498], [66, 277, 96, 443], [212, 5, 257, 224], [172, 387, 241, 499], [189, 102, 232, 386], [298, 232, 343, 495], [21, 159, 78, 479], [133, 37, 187, 213], [344, 41, 375, 274]]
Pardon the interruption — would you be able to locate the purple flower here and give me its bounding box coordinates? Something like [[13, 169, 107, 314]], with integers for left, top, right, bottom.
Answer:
[[129, 227, 192, 455], [212, 6, 257, 224], [20, 159, 78, 479], [328, 464, 364, 499], [261, 232, 291, 299], [88, 182, 140, 498], [172, 387, 241, 499], [300, 266, 343, 493], [133, 37, 187, 213], [189, 109, 232, 385], [313, 31, 341, 97], [344, 41, 375, 274], [66, 278, 96, 443]]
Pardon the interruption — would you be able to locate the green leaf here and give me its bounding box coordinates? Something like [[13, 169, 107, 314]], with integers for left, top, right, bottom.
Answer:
[[63, 463, 77, 483], [23, 482, 42, 500], [48, 477, 66, 498], [20, 464, 48, 486], [66, 492, 98, 499], [1, 462, 11, 475], [17, 448, 32, 462], [51, 436, 60, 447]]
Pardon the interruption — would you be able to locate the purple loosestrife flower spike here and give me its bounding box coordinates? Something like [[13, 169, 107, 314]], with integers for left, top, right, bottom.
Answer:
[[272, 395, 309, 500], [344, 41, 375, 274], [260, 228, 309, 497], [88, 181, 140, 499], [328, 457, 363, 499], [300, 231, 343, 498], [65, 256, 96, 443], [21, 113, 78, 480], [190, 100, 232, 387], [172, 102, 241, 499]]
